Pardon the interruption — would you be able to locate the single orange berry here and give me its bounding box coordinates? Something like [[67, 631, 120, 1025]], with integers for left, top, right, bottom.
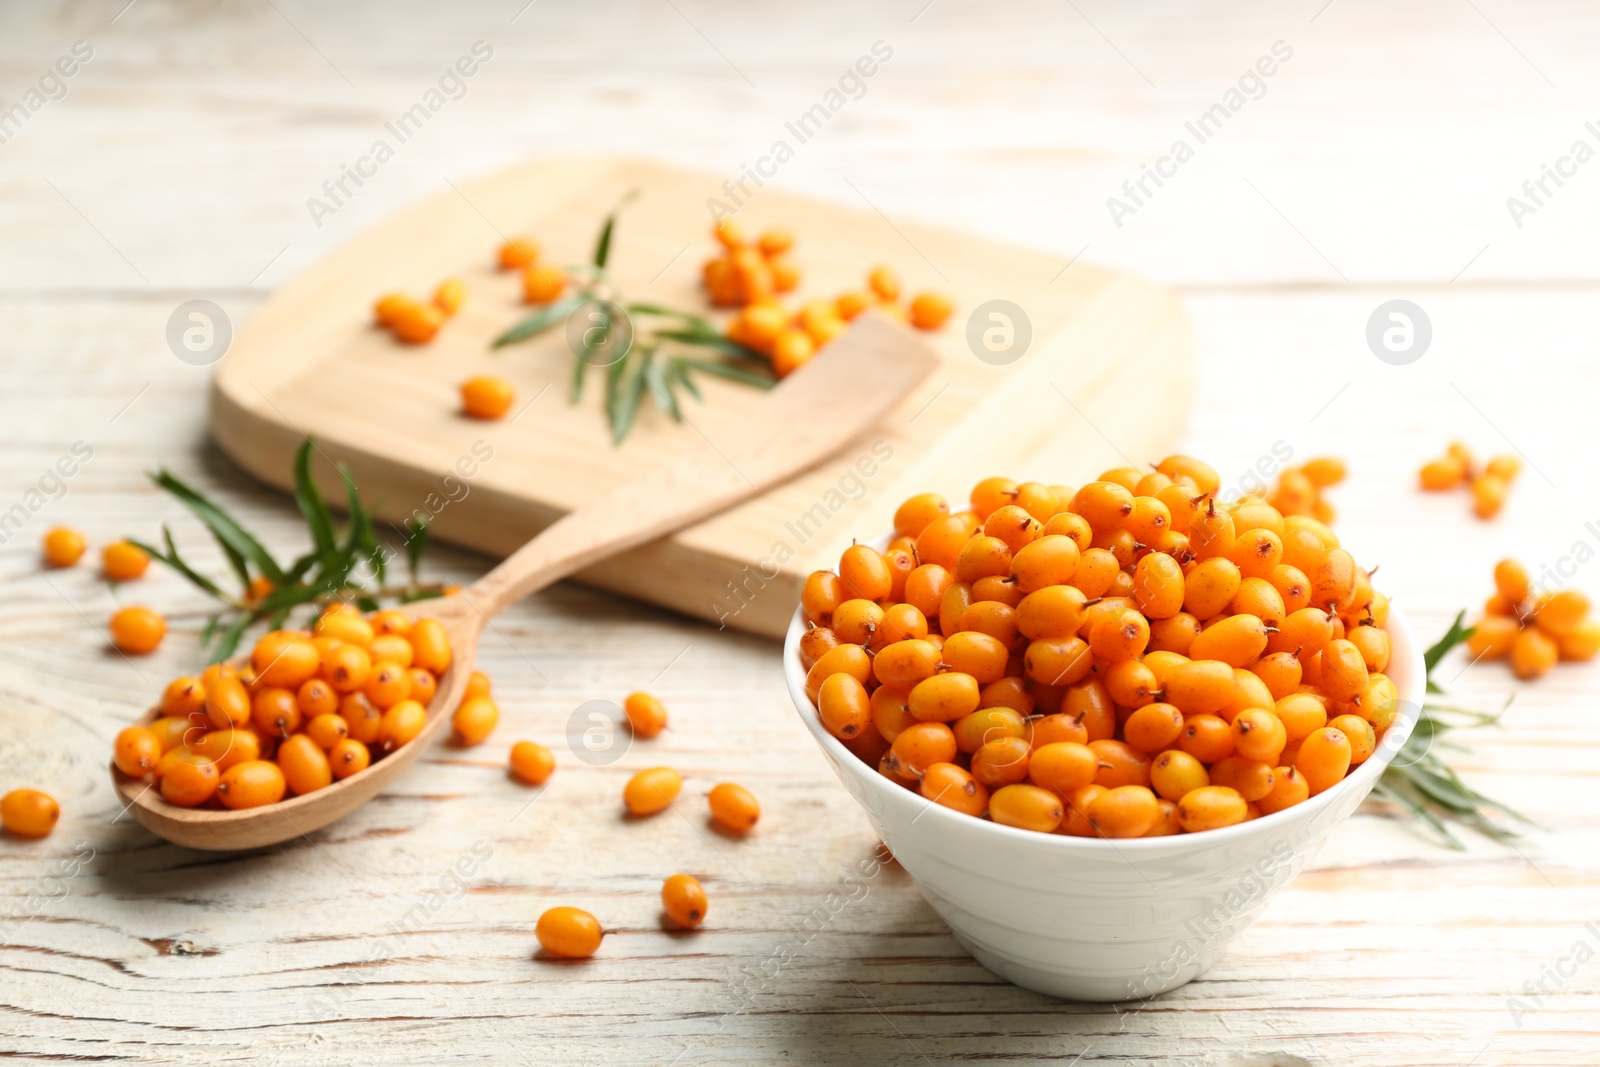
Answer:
[[42, 527, 87, 568], [868, 265, 901, 302], [113, 725, 161, 777], [378, 699, 428, 751], [216, 760, 287, 809], [305, 712, 350, 750], [277, 734, 332, 795], [433, 278, 466, 316], [623, 767, 682, 816], [159, 754, 219, 808], [522, 264, 566, 304], [510, 740, 555, 785], [498, 237, 539, 271], [391, 302, 445, 344], [707, 782, 760, 833], [102, 540, 150, 581], [374, 292, 417, 328], [410, 618, 452, 675], [1, 789, 59, 837], [908, 292, 953, 330], [465, 670, 492, 700], [623, 692, 667, 739], [109, 606, 165, 655], [771, 328, 815, 379], [452, 696, 499, 746], [328, 737, 371, 780], [662, 874, 708, 928], [461, 376, 515, 420], [536, 906, 603, 959]]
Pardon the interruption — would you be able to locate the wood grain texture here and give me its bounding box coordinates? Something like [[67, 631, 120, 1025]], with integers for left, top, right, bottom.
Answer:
[[2, 2, 1599, 1065]]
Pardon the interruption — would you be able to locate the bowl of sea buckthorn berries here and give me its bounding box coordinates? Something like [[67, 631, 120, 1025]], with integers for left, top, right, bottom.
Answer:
[[784, 456, 1425, 1002]]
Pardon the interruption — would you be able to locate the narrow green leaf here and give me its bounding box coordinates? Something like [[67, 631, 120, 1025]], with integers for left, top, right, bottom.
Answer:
[[293, 440, 339, 569], [210, 613, 254, 664], [655, 329, 770, 363], [593, 189, 639, 269], [492, 293, 587, 348], [340, 466, 384, 586], [151, 469, 286, 585], [404, 516, 430, 582], [128, 530, 228, 600], [677, 357, 777, 390], [644, 353, 681, 421], [199, 613, 221, 647], [1424, 610, 1473, 676], [607, 350, 648, 444], [669, 359, 703, 402]]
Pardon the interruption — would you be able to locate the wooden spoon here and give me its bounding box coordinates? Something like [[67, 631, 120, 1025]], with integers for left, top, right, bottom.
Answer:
[[112, 314, 934, 850]]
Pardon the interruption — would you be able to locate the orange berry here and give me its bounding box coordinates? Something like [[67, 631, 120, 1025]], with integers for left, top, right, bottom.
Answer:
[[160, 676, 207, 717], [521, 264, 566, 304], [252, 687, 302, 739], [1471, 474, 1508, 519], [536, 906, 603, 958], [452, 696, 499, 746], [216, 760, 287, 809], [1295, 727, 1352, 795], [498, 237, 539, 270], [624, 767, 682, 816], [391, 301, 445, 344], [378, 699, 427, 751], [461, 376, 515, 420], [252, 633, 321, 688], [433, 278, 466, 316], [324, 644, 373, 693], [41, 526, 86, 568], [1176, 785, 1247, 832], [374, 292, 417, 328], [410, 618, 452, 675], [364, 661, 412, 709], [113, 725, 161, 776], [305, 712, 350, 750], [102, 540, 150, 581], [1511, 627, 1559, 680], [867, 266, 901, 302], [339, 692, 383, 745], [988, 783, 1064, 833], [771, 328, 815, 378], [159, 754, 219, 808], [908, 292, 953, 330], [328, 737, 371, 780], [1418, 456, 1466, 491], [662, 874, 709, 928], [278, 734, 333, 795], [109, 606, 165, 655], [407, 668, 438, 706], [510, 740, 555, 785]]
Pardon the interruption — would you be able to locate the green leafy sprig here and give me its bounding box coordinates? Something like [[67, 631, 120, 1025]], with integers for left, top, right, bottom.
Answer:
[[1370, 610, 1534, 849], [129, 439, 444, 663], [492, 194, 775, 443]]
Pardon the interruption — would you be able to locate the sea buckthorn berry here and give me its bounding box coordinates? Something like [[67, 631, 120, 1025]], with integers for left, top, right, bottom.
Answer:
[[941, 631, 1010, 685], [894, 493, 950, 539], [872, 639, 940, 690], [971, 736, 1032, 788], [1269, 564, 1312, 614], [799, 626, 839, 670], [110, 607, 165, 655], [498, 237, 539, 270], [509, 741, 554, 785], [1088, 785, 1160, 838], [1188, 498, 1235, 562], [379, 699, 428, 751], [1327, 713, 1376, 765], [1511, 627, 1559, 679], [1257, 765, 1310, 815], [1018, 741, 1091, 795], [204, 673, 251, 730], [839, 544, 893, 601], [365, 662, 412, 709], [1231, 708, 1287, 764], [113, 726, 161, 777], [1534, 590, 1590, 638], [1104, 659, 1160, 709], [401, 669, 435, 707], [1025, 713, 1089, 749], [1058, 784, 1107, 837], [1230, 578, 1286, 628], [453, 696, 499, 746], [1175, 785, 1249, 834], [433, 278, 466, 316], [322, 644, 372, 693], [954, 600, 1014, 645], [253, 634, 321, 689], [326, 737, 370, 780], [1492, 560, 1530, 607], [771, 328, 815, 378], [1089, 608, 1150, 662], [149, 716, 194, 754], [1180, 714, 1235, 763], [1089, 739, 1151, 788], [366, 609, 410, 637], [391, 301, 444, 343], [707, 782, 760, 832], [537, 906, 604, 958], [1320, 638, 1370, 703], [902, 564, 952, 622], [1274, 692, 1328, 744], [1301, 457, 1346, 487], [1347, 624, 1390, 673], [623, 692, 668, 739], [907, 671, 981, 723], [624, 767, 682, 816], [885, 722, 957, 778], [1183, 558, 1242, 620], [217, 760, 287, 809], [1147, 613, 1200, 655], [1044, 511, 1093, 553], [867, 265, 901, 302], [1226, 668, 1274, 716], [1270, 607, 1335, 658], [1016, 584, 1088, 641], [1071, 482, 1134, 532], [160, 754, 219, 808], [367, 634, 414, 669], [801, 570, 846, 627], [251, 687, 302, 739], [819, 673, 871, 739], [1156, 455, 1220, 494], [1188, 614, 1272, 668], [920, 762, 989, 816], [870, 686, 915, 743], [978, 676, 1032, 714], [909, 291, 953, 330], [305, 713, 349, 750], [409, 618, 451, 675], [461, 375, 515, 420], [803, 644, 871, 704], [1063, 678, 1116, 741], [339, 693, 383, 745], [1295, 727, 1352, 795], [1165, 660, 1236, 716], [662, 874, 709, 929], [1419, 456, 1467, 491], [522, 263, 566, 304], [277, 734, 332, 795], [42, 526, 86, 568], [1471, 474, 1508, 519], [1557, 620, 1600, 662], [1123, 703, 1185, 754], [1149, 749, 1209, 801], [102, 540, 150, 581], [1485, 454, 1520, 481], [316, 610, 374, 647], [1232, 500, 1285, 537], [832, 598, 885, 646], [1208, 757, 1275, 802], [1146, 799, 1183, 836], [1132, 552, 1186, 620], [160, 676, 206, 718], [984, 504, 1042, 554], [989, 784, 1064, 833], [953, 535, 1011, 584], [1023, 636, 1092, 688]]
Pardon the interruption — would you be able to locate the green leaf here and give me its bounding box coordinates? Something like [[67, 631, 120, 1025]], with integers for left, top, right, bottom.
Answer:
[[677, 357, 777, 390], [129, 529, 228, 600], [593, 189, 639, 269], [210, 613, 254, 664], [293, 440, 339, 568], [151, 469, 286, 586], [655, 329, 770, 363], [669, 359, 703, 402], [1424, 609, 1473, 677], [340, 466, 385, 586], [492, 293, 587, 349], [607, 349, 649, 444], [644, 353, 681, 422], [571, 300, 616, 404]]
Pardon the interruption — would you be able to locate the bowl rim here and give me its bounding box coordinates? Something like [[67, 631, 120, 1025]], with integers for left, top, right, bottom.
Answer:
[[784, 544, 1428, 855]]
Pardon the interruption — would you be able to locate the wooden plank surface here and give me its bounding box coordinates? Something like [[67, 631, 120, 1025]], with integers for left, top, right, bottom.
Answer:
[[2, 2, 1598, 1065]]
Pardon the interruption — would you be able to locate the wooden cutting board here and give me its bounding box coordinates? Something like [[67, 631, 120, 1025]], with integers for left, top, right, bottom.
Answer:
[[210, 157, 1193, 638]]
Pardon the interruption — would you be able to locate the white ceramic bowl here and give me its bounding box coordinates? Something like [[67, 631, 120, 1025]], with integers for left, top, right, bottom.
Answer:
[[784, 580, 1426, 1002]]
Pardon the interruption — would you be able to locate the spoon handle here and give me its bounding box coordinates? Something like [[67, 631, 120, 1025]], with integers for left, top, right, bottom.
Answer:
[[464, 314, 933, 617]]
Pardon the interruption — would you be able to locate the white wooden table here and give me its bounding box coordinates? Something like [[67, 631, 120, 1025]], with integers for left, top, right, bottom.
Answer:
[[2, 2, 1598, 1063]]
